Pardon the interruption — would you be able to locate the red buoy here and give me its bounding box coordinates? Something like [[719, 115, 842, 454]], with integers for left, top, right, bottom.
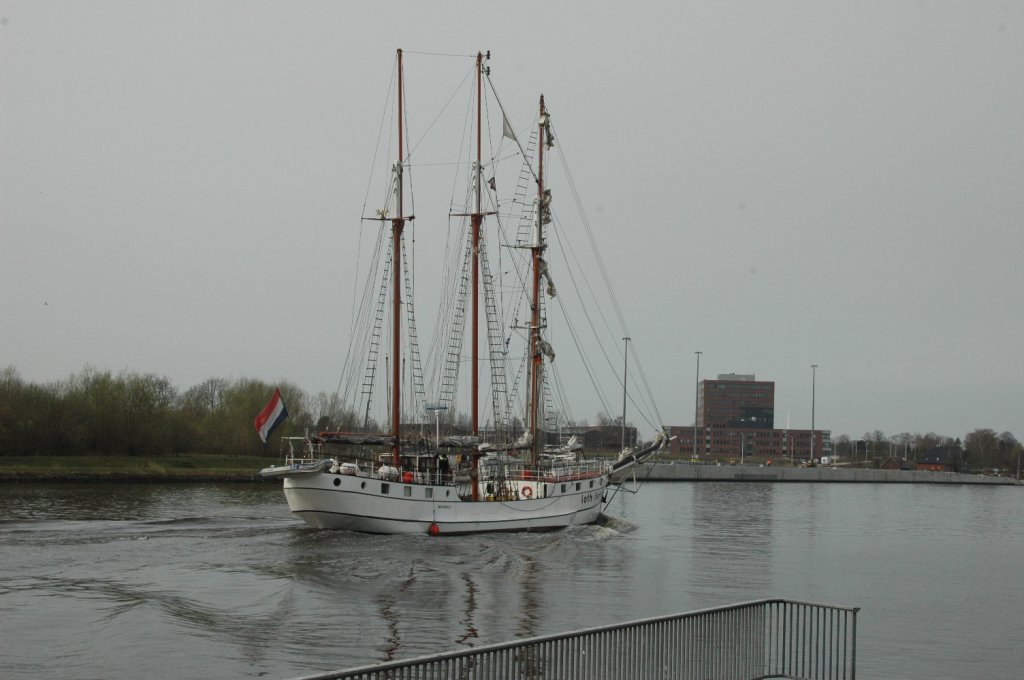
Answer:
[[428, 523, 440, 536]]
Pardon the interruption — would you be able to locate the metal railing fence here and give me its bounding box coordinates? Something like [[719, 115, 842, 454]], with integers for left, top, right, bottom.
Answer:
[[289, 598, 857, 680]]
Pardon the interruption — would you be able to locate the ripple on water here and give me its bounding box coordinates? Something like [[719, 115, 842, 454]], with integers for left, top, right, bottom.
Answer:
[[1, 482, 1022, 680]]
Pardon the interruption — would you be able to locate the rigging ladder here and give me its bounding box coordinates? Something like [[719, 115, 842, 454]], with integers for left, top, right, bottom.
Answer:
[[479, 228, 511, 438], [401, 241, 427, 420], [437, 229, 471, 412], [360, 237, 393, 430]]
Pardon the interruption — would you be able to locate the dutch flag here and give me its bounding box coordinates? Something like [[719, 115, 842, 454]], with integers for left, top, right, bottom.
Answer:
[[255, 388, 288, 444]]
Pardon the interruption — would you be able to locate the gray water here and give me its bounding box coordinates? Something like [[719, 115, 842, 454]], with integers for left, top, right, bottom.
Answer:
[[1, 481, 1021, 679]]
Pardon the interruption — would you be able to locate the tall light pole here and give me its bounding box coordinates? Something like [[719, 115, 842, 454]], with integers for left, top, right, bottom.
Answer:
[[426, 405, 447, 453], [693, 351, 702, 459], [621, 337, 631, 451], [810, 364, 818, 463]]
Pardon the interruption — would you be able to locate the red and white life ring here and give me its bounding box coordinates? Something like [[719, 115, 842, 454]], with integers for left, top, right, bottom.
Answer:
[[522, 486, 533, 499]]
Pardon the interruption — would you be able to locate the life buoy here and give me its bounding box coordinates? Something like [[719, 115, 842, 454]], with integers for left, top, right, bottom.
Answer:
[[522, 486, 533, 499]]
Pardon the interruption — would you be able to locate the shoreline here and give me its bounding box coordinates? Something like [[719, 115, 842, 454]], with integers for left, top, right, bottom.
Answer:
[[0, 471, 268, 483], [4, 460, 1018, 486], [7, 472, 1018, 486], [625, 461, 1021, 485], [0, 453, 278, 483]]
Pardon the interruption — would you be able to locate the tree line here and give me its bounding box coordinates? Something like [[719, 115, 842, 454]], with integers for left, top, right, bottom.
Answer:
[[0, 366, 359, 458], [2, 365, 1020, 472], [832, 429, 1022, 473]]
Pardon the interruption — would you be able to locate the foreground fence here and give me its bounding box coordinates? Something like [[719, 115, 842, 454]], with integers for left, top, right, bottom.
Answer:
[[289, 599, 857, 680]]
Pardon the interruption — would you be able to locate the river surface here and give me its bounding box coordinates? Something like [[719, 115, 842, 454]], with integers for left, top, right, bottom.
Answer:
[[1, 481, 1021, 679]]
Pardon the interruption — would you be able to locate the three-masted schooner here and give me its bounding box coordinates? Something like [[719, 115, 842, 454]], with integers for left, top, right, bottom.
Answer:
[[260, 50, 667, 534]]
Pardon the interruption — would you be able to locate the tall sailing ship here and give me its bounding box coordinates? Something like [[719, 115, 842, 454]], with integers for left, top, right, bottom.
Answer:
[[261, 50, 667, 534]]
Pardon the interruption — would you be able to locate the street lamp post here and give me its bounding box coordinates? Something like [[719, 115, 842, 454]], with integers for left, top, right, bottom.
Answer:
[[621, 337, 631, 452], [693, 351, 702, 459], [810, 364, 818, 463], [425, 405, 447, 454]]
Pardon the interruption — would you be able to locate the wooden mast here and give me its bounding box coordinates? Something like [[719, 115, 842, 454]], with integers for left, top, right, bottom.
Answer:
[[471, 51, 482, 438], [528, 95, 547, 466], [469, 52, 484, 501], [391, 48, 405, 466]]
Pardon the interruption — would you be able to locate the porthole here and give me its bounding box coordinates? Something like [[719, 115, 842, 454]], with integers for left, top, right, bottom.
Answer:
[[333, 478, 341, 487], [446, 489, 451, 497], [360, 481, 366, 489]]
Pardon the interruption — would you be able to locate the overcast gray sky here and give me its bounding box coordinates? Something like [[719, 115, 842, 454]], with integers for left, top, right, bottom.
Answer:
[[2, 1, 1022, 441]]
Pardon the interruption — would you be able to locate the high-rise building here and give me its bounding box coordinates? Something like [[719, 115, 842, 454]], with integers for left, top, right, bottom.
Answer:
[[697, 373, 775, 429], [674, 373, 829, 462]]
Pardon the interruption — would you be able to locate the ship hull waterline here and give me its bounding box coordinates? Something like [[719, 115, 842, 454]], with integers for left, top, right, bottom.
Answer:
[[280, 472, 609, 535]]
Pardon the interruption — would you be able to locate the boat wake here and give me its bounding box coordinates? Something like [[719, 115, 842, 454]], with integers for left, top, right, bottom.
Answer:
[[586, 513, 638, 536]]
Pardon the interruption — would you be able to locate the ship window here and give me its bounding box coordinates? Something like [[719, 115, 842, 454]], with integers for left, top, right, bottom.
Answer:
[[381, 483, 390, 494], [446, 489, 451, 497], [589, 480, 594, 488], [333, 478, 341, 487], [403, 486, 412, 497], [425, 488, 433, 499], [575, 482, 581, 491], [360, 481, 366, 489], [561, 484, 567, 493]]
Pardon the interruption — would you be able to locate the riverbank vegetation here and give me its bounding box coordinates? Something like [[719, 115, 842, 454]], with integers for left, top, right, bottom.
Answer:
[[1, 365, 1019, 476], [0, 454, 271, 481], [832, 429, 1022, 474], [0, 366, 349, 460]]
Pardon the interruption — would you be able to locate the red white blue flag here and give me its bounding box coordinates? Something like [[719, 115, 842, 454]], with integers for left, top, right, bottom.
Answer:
[[255, 388, 288, 444]]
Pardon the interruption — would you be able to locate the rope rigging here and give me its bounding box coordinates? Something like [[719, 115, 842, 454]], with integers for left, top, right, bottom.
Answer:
[[333, 51, 665, 445]]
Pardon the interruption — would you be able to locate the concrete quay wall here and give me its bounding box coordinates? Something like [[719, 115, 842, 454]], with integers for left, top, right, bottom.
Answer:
[[626, 461, 1020, 485]]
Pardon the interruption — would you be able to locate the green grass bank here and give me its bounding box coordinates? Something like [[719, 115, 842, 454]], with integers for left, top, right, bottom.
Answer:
[[0, 454, 278, 482]]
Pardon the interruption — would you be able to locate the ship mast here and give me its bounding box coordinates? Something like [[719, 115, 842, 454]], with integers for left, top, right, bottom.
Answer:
[[471, 51, 483, 438], [391, 48, 405, 466], [527, 96, 548, 466], [469, 52, 485, 500]]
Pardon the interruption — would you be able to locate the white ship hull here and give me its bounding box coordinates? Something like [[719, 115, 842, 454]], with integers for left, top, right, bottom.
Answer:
[[280, 471, 609, 535]]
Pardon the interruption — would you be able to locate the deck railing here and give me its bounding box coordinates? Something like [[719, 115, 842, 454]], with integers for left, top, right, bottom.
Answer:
[[495, 461, 608, 482], [288, 598, 858, 680]]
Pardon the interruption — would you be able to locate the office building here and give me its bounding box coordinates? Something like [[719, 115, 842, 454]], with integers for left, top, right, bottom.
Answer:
[[673, 373, 830, 462]]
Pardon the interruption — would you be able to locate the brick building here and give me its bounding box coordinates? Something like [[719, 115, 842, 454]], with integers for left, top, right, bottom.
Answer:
[[916, 448, 950, 472], [672, 373, 830, 463], [579, 425, 638, 451], [697, 373, 774, 428]]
